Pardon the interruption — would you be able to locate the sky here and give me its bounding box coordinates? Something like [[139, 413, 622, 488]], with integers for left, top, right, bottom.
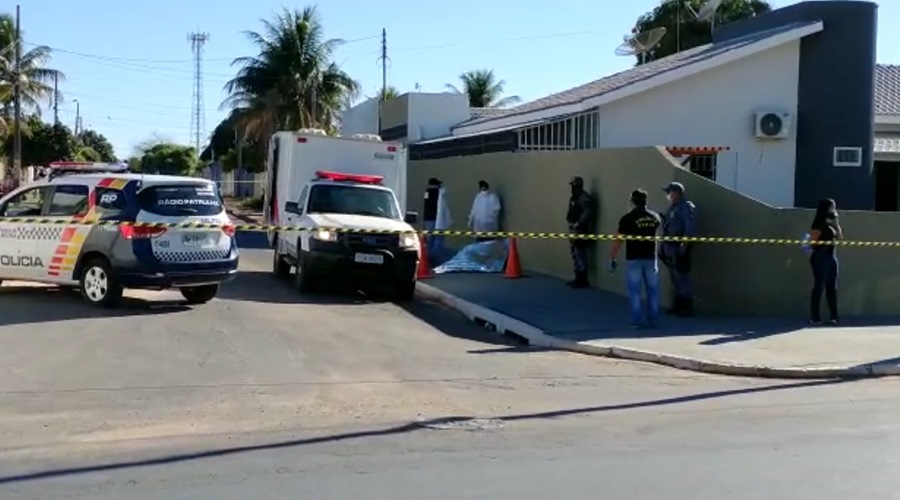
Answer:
[[3, 0, 898, 158]]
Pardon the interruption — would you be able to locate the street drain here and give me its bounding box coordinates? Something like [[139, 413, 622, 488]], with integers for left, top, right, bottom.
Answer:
[[415, 417, 506, 431]]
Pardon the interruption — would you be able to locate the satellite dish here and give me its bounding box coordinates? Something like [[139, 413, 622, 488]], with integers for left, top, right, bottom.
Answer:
[[615, 27, 667, 64], [697, 0, 723, 21]]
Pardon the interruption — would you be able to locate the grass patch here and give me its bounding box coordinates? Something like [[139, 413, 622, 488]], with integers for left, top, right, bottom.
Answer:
[[240, 195, 264, 211]]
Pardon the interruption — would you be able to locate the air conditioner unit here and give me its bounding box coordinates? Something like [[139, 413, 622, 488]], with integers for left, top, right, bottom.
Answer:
[[754, 111, 792, 140]]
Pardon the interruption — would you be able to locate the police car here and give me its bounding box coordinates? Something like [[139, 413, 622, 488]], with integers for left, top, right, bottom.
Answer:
[[0, 162, 239, 307]]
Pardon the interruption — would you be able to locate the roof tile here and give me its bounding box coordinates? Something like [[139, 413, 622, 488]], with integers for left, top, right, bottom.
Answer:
[[458, 22, 819, 129], [875, 65, 900, 116]]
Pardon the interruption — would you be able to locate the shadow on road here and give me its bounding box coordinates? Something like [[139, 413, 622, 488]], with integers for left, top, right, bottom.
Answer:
[[0, 286, 189, 326], [217, 270, 383, 305], [401, 297, 528, 349], [0, 378, 852, 485]]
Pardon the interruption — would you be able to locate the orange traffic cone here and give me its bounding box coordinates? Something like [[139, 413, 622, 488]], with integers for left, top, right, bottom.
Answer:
[[504, 237, 523, 279], [416, 234, 434, 280]]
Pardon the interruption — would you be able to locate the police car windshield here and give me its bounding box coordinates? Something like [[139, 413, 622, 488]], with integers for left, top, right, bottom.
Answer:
[[307, 184, 400, 219], [138, 184, 222, 217]]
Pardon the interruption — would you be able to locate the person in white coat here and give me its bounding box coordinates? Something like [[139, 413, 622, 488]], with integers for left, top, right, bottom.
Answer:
[[468, 180, 501, 241], [430, 181, 453, 260]]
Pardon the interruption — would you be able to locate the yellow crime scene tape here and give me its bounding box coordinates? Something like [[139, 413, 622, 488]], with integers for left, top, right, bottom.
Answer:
[[0, 217, 890, 247]]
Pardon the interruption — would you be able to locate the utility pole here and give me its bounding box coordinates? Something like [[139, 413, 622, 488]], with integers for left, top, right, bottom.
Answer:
[[53, 73, 59, 124], [188, 32, 209, 158], [376, 28, 389, 135], [13, 5, 22, 180]]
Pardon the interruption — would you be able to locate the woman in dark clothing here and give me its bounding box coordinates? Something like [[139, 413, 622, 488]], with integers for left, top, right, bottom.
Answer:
[[808, 198, 843, 325]]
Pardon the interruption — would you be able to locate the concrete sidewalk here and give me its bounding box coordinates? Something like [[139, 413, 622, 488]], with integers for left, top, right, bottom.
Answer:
[[415, 272, 900, 379]]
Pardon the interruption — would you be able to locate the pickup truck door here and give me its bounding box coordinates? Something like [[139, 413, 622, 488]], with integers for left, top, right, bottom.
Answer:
[[283, 185, 308, 257]]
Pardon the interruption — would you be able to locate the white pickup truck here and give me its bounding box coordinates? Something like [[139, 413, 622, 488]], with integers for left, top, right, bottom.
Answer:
[[264, 129, 420, 299]]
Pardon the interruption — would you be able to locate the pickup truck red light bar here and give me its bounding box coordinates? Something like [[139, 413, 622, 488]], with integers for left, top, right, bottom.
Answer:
[[315, 170, 384, 184]]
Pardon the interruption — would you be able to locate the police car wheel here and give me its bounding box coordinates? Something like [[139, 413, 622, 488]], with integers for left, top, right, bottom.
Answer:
[[180, 284, 219, 305], [79, 258, 123, 307]]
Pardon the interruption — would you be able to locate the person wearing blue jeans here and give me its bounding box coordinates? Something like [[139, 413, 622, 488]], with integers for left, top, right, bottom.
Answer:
[[607, 189, 663, 328], [807, 198, 842, 325]]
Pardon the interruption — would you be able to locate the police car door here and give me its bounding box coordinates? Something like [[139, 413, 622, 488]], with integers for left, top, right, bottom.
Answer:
[[39, 184, 91, 282], [0, 185, 52, 280]]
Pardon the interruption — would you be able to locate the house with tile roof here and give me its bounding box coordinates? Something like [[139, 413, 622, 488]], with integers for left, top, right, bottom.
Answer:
[[874, 64, 900, 209], [343, 1, 890, 210]]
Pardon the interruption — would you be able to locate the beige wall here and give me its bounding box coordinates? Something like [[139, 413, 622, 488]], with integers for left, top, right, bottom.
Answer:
[[409, 147, 900, 317]]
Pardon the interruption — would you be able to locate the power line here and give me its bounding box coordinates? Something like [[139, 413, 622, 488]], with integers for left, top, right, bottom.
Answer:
[[23, 34, 380, 65]]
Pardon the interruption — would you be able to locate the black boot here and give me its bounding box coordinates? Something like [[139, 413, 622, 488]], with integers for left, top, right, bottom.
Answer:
[[572, 271, 589, 289]]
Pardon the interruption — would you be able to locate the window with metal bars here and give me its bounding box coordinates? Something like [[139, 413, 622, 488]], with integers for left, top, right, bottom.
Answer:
[[517, 110, 600, 151]]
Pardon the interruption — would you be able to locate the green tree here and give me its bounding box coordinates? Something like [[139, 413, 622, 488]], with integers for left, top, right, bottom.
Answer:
[[222, 6, 361, 144], [78, 129, 116, 162], [137, 142, 198, 176], [445, 69, 521, 108], [5, 116, 78, 166], [0, 13, 65, 121], [633, 0, 773, 64]]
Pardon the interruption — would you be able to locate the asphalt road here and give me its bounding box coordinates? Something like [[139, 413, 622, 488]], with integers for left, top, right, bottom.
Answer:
[[2, 246, 900, 498]]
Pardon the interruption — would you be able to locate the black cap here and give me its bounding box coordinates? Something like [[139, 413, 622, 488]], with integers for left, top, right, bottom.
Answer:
[[663, 181, 685, 194], [569, 176, 584, 187], [428, 177, 440, 186]]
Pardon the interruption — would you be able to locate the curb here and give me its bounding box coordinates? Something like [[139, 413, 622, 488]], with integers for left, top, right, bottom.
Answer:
[[414, 282, 894, 380]]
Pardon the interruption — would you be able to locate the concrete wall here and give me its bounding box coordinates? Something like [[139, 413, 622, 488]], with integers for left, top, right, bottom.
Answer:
[[409, 148, 900, 318], [599, 41, 801, 208], [406, 93, 470, 143], [339, 98, 379, 137]]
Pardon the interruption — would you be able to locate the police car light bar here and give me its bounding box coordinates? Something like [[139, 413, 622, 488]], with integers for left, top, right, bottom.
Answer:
[[48, 162, 129, 180], [49, 161, 128, 171], [315, 170, 383, 184]]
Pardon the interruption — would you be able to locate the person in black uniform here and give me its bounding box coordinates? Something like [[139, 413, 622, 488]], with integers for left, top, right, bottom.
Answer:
[[808, 198, 842, 325], [607, 189, 662, 328], [422, 178, 441, 257], [566, 176, 593, 288]]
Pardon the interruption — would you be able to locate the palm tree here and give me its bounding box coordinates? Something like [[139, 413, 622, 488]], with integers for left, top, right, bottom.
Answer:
[[445, 69, 521, 109], [0, 13, 64, 126], [377, 85, 400, 101], [222, 6, 360, 141]]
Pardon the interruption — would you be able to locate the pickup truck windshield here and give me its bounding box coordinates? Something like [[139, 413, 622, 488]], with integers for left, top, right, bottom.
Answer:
[[307, 184, 400, 219]]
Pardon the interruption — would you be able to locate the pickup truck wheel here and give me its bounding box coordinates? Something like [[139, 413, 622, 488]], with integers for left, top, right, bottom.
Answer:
[[79, 257, 123, 308], [272, 239, 291, 278], [294, 254, 317, 293], [394, 280, 416, 302], [181, 284, 219, 304]]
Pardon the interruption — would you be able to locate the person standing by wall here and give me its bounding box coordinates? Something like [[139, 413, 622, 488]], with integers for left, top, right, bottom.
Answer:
[[808, 198, 842, 325], [566, 176, 594, 288], [468, 180, 501, 242], [607, 189, 662, 328], [422, 178, 442, 258], [433, 180, 453, 262], [660, 182, 697, 316]]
